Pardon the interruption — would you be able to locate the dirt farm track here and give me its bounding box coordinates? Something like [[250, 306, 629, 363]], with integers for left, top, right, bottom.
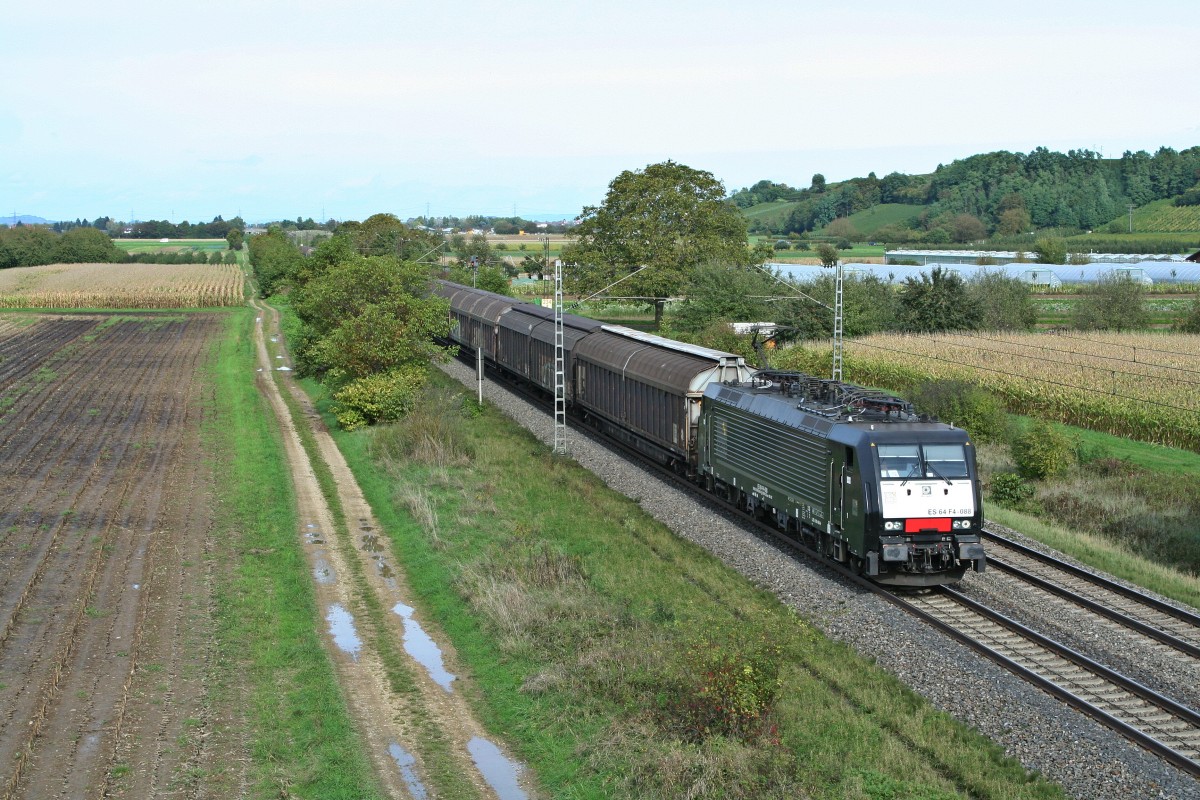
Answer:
[[0, 313, 244, 798]]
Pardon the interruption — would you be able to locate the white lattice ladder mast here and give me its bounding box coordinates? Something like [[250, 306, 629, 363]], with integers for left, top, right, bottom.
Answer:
[[830, 257, 844, 382], [555, 264, 649, 455], [553, 258, 567, 454]]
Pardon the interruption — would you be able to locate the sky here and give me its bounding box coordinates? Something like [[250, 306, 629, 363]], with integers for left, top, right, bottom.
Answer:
[[3, 0, 1199, 225]]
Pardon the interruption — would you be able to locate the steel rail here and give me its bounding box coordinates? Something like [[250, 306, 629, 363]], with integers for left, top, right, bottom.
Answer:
[[982, 551, 1200, 659], [887, 585, 1200, 779], [982, 529, 1200, 626]]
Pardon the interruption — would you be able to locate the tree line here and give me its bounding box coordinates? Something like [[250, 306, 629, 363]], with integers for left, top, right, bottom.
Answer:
[[0, 225, 238, 269], [733, 146, 1200, 242]]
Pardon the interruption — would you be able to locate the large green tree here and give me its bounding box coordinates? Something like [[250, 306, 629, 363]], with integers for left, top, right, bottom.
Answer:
[[562, 161, 759, 326], [290, 253, 452, 428], [247, 227, 303, 296], [0, 225, 58, 268], [898, 267, 981, 333], [54, 227, 122, 263], [340, 213, 440, 261]]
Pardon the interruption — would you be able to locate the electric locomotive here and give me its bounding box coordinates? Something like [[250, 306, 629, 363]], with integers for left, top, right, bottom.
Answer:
[[432, 280, 984, 586], [697, 372, 986, 586]]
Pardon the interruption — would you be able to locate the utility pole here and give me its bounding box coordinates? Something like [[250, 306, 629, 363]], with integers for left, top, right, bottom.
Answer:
[[1128, 204, 1135, 234]]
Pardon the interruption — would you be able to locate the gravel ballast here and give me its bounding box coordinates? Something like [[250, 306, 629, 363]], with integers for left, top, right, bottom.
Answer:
[[443, 361, 1199, 800]]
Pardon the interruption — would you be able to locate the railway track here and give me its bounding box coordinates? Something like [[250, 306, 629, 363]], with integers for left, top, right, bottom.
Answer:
[[891, 584, 1200, 778], [980, 529, 1200, 659]]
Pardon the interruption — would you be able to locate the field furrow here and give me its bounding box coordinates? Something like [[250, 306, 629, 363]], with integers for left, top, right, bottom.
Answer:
[[0, 313, 237, 800]]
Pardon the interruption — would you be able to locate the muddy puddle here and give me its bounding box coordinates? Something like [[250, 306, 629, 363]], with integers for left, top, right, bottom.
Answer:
[[392, 602, 456, 692], [313, 557, 335, 584], [388, 742, 429, 799], [325, 604, 362, 661], [468, 736, 528, 800]]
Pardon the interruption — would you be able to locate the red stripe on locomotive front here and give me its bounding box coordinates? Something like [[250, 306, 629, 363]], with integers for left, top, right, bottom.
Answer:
[[905, 518, 952, 533]]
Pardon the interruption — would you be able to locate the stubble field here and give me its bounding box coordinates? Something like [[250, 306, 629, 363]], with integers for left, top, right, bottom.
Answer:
[[0, 312, 248, 798]]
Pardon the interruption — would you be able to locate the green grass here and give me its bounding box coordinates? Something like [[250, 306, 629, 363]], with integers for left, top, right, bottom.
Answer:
[[1008, 415, 1200, 476], [204, 307, 383, 799], [838, 203, 922, 238], [987, 504, 1200, 609], [113, 238, 228, 253], [297, 364, 1062, 799], [767, 245, 887, 261], [1064, 228, 1200, 249], [742, 200, 801, 230]]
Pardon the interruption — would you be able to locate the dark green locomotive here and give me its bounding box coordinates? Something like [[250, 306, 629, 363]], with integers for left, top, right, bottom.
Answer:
[[697, 373, 986, 587]]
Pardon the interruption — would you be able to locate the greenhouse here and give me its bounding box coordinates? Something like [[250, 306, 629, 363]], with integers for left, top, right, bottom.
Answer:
[[770, 261, 1200, 286]]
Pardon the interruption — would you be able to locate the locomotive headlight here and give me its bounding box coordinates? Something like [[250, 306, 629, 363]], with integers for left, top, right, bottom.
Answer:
[[952, 519, 972, 530], [884, 520, 902, 531]]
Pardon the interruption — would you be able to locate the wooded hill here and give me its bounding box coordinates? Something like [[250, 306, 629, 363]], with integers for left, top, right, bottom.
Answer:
[[733, 146, 1200, 243]]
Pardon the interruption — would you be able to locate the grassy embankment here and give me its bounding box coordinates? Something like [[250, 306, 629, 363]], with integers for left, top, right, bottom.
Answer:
[[113, 238, 229, 254], [204, 307, 383, 798], [977, 419, 1200, 609], [274, 302, 1064, 797]]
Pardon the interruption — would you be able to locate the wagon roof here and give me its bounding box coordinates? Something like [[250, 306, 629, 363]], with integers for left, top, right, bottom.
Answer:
[[576, 330, 736, 394], [601, 324, 746, 364]]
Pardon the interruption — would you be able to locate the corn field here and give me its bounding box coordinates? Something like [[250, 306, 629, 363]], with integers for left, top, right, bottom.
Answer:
[[0, 262, 245, 309], [776, 330, 1200, 451]]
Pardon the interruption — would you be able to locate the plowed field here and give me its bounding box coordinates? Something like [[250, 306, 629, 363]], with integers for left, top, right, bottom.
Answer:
[[0, 313, 245, 798]]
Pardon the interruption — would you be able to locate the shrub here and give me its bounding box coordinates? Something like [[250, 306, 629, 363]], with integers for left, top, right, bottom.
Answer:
[[330, 366, 426, 430], [988, 473, 1035, 509], [910, 380, 1008, 443], [773, 239, 791, 250], [661, 629, 783, 745], [1072, 271, 1149, 331], [1011, 420, 1075, 480], [1176, 297, 1200, 333], [368, 385, 475, 466], [1033, 237, 1067, 264]]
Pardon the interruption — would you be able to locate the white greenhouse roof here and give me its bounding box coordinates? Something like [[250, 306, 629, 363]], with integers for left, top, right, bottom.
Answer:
[[770, 261, 1200, 285]]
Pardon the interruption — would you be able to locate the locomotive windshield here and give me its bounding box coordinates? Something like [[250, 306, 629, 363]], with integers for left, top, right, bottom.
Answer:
[[878, 443, 969, 480]]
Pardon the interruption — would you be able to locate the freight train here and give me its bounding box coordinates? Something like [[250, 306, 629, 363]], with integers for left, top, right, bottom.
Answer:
[[433, 280, 985, 586]]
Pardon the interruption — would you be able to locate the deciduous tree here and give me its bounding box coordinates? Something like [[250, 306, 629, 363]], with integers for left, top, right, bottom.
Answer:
[[54, 227, 122, 263], [898, 267, 981, 333], [815, 242, 839, 267], [1033, 237, 1067, 265], [562, 160, 755, 326]]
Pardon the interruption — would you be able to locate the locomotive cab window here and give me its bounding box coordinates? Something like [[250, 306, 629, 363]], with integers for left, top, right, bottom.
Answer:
[[878, 443, 968, 480], [878, 445, 920, 478], [923, 444, 969, 479]]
